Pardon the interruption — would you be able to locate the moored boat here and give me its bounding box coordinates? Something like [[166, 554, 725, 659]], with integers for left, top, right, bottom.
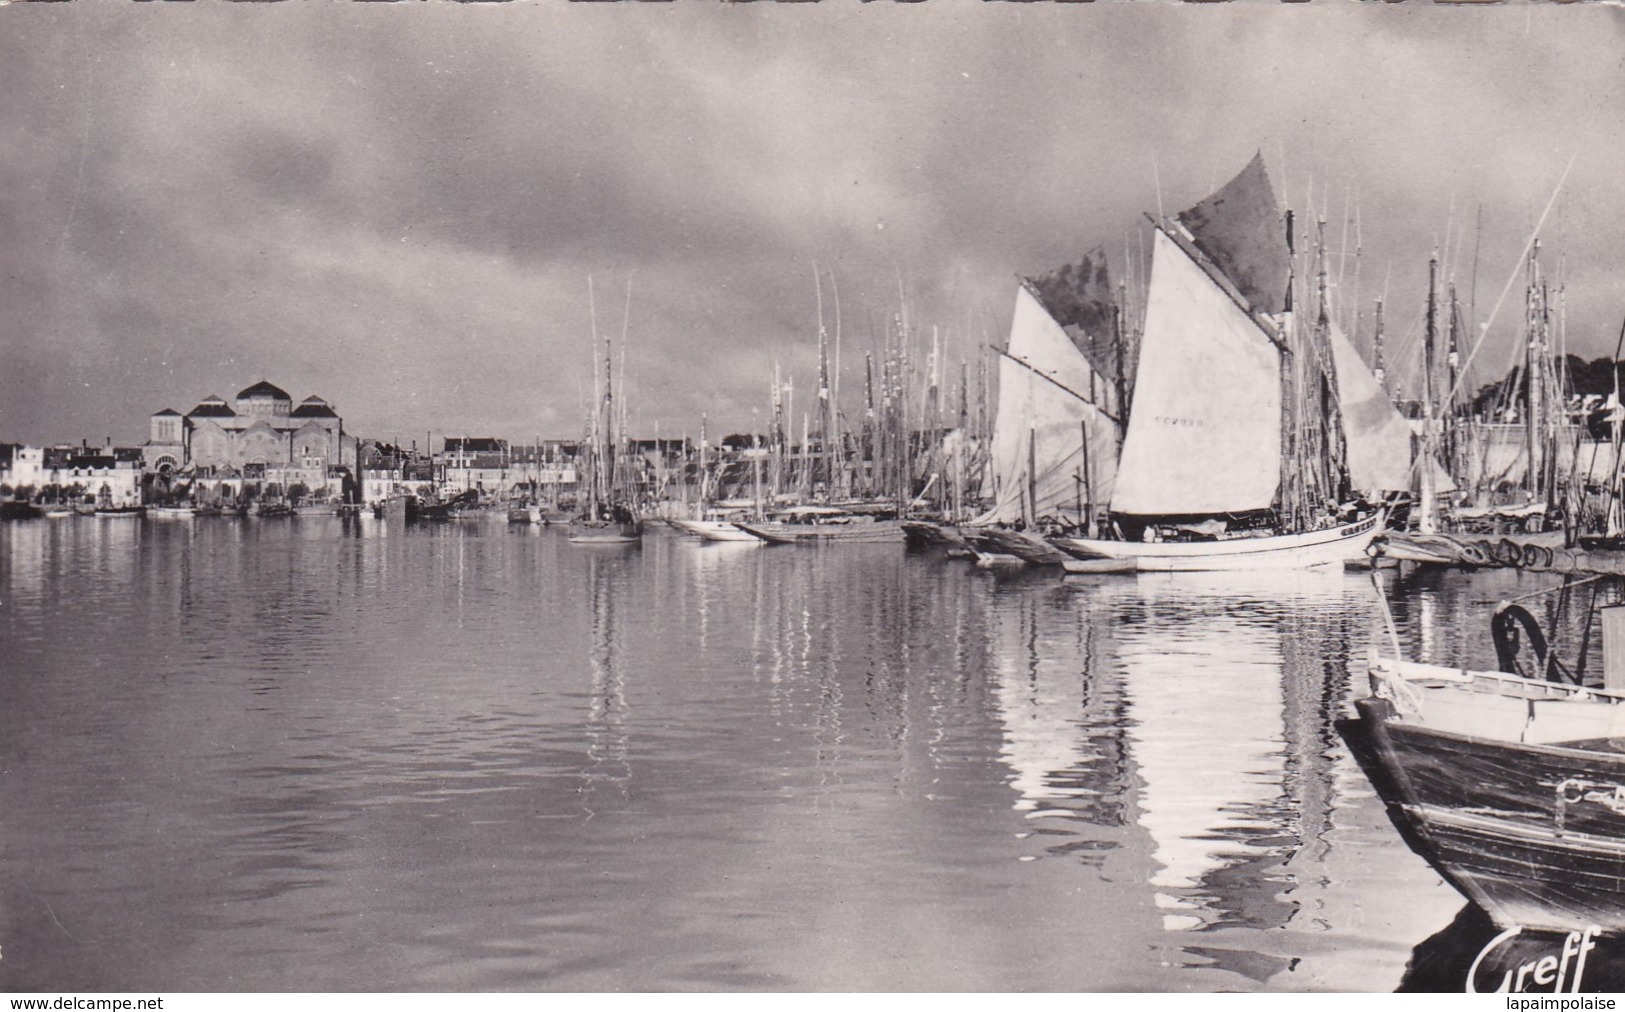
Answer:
[[1341, 588, 1625, 935], [0, 501, 44, 520], [567, 515, 643, 544], [1054, 155, 1391, 573], [508, 504, 543, 525], [669, 517, 762, 542], [94, 506, 145, 519], [146, 505, 197, 519], [567, 276, 643, 547], [734, 506, 903, 544], [1054, 512, 1383, 573], [970, 527, 1071, 566]]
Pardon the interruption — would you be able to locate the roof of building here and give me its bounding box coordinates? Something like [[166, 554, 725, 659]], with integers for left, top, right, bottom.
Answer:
[[152, 408, 181, 418], [237, 380, 292, 401], [187, 396, 236, 418], [290, 396, 338, 419], [443, 437, 507, 454]]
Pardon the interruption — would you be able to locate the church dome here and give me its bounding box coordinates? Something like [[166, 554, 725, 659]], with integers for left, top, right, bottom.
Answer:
[[236, 380, 292, 402]]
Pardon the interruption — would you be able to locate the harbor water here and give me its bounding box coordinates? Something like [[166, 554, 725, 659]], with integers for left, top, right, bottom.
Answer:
[[0, 517, 1610, 991]]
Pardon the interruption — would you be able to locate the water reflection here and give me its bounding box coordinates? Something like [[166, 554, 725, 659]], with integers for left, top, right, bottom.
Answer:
[[2, 520, 1579, 991]]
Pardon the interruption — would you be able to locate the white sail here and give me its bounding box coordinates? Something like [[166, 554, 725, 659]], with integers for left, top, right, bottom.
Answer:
[[974, 284, 1118, 526], [1329, 322, 1415, 494], [1111, 231, 1282, 516]]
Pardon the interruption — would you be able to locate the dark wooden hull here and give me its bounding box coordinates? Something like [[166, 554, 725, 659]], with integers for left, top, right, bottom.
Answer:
[[1343, 697, 1625, 934], [972, 527, 1070, 566]]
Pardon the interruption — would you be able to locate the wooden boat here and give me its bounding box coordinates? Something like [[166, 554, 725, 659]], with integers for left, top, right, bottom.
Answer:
[[668, 517, 762, 542], [567, 277, 643, 547], [735, 506, 903, 544], [1054, 512, 1384, 573], [42, 507, 76, 519], [255, 502, 294, 518], [969, 527, 1071, 566], [508, 504, 543, 525], [1053, 156, 1396, 573], [962, 269, 1122, 565], [146, 505, 197, 519], [0, 501, 43, 520], [94, 505, 145, 519], [1060, 555, 1138, 575], [1341, 595, 1625, 935], [566, 515, 642, 544]]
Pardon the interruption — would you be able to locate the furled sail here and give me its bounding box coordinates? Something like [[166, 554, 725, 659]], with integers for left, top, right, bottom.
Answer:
[[975, 284, 1119, 525], [1110, 230, 1282, 516]]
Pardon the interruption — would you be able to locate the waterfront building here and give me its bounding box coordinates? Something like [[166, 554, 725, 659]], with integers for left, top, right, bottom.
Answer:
[[27, 445, 145, 507], [436, 438, 579, 498], [148, 380, 357, 503], [0, 444, 45, 494]]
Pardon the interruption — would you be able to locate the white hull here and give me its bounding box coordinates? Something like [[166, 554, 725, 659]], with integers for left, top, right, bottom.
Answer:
[[669, 519, 762, 542], [147, 507, 196, 519], [1055, 513, 1382, 573]]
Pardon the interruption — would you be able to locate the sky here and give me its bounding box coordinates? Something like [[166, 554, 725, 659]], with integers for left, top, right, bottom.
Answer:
[[1, 1, 1622, 448]]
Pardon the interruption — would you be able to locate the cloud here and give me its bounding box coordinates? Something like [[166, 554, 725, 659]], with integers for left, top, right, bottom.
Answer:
[[1, 2, 1621, 444]]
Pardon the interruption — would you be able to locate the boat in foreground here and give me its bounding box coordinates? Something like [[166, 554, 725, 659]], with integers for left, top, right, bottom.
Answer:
[[1342, 594, 1625, 935]]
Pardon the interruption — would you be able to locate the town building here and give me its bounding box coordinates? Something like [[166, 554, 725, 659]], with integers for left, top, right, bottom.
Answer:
[[148, 380, 358, 503]]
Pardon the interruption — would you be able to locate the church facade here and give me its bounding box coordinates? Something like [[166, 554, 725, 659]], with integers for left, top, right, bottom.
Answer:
[[147, 382, 356, 499]]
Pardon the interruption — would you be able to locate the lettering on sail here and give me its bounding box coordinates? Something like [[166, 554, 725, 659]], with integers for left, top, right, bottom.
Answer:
[[1151, 415, 1206, 428]]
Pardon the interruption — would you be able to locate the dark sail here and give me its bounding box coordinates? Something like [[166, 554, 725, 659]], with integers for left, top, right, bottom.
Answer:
[[1177, 152, 1289, 316], [1026, 247, 1115, 342], [1025, 247, 1117, 379]]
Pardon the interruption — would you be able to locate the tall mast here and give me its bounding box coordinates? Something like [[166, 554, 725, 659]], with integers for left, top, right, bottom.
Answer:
[[1372, 299, 1386, 392], [1526, 241, 1545, 501], [1420, 252, 1439, 533], [1445, 281, 1462, 475], [863, 351, 875, 497], [1278, 208, 1301, 531], [588, 274, 602, 515]]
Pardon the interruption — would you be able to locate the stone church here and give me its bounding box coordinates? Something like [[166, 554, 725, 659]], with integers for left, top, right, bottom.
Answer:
[[147, 381, 354, 474]]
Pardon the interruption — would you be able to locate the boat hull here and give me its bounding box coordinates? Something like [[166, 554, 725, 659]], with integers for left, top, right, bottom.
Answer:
[[567, 519, 643, 544], [733, 520, 905, 544], [1053, 513, 1381, 572], [94, 507, 146, 519], [1344, 695, 1625, 935], [668, 518, 761, 542], [969, 527, 1070, 566]]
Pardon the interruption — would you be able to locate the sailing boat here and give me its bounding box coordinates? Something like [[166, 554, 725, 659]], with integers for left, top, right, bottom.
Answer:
[[668, 415, 763, 542], [948, 267, 1121, 565], [568, 279, 643, 545], [1053, 155, 1383, 573]]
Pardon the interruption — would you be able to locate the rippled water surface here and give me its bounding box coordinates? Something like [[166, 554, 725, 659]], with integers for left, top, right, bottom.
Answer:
[[0, 517, 1605, 991]]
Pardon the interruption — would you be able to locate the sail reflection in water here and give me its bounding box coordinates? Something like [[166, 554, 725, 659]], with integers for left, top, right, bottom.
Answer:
[[0, 521, 1538, 990]]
